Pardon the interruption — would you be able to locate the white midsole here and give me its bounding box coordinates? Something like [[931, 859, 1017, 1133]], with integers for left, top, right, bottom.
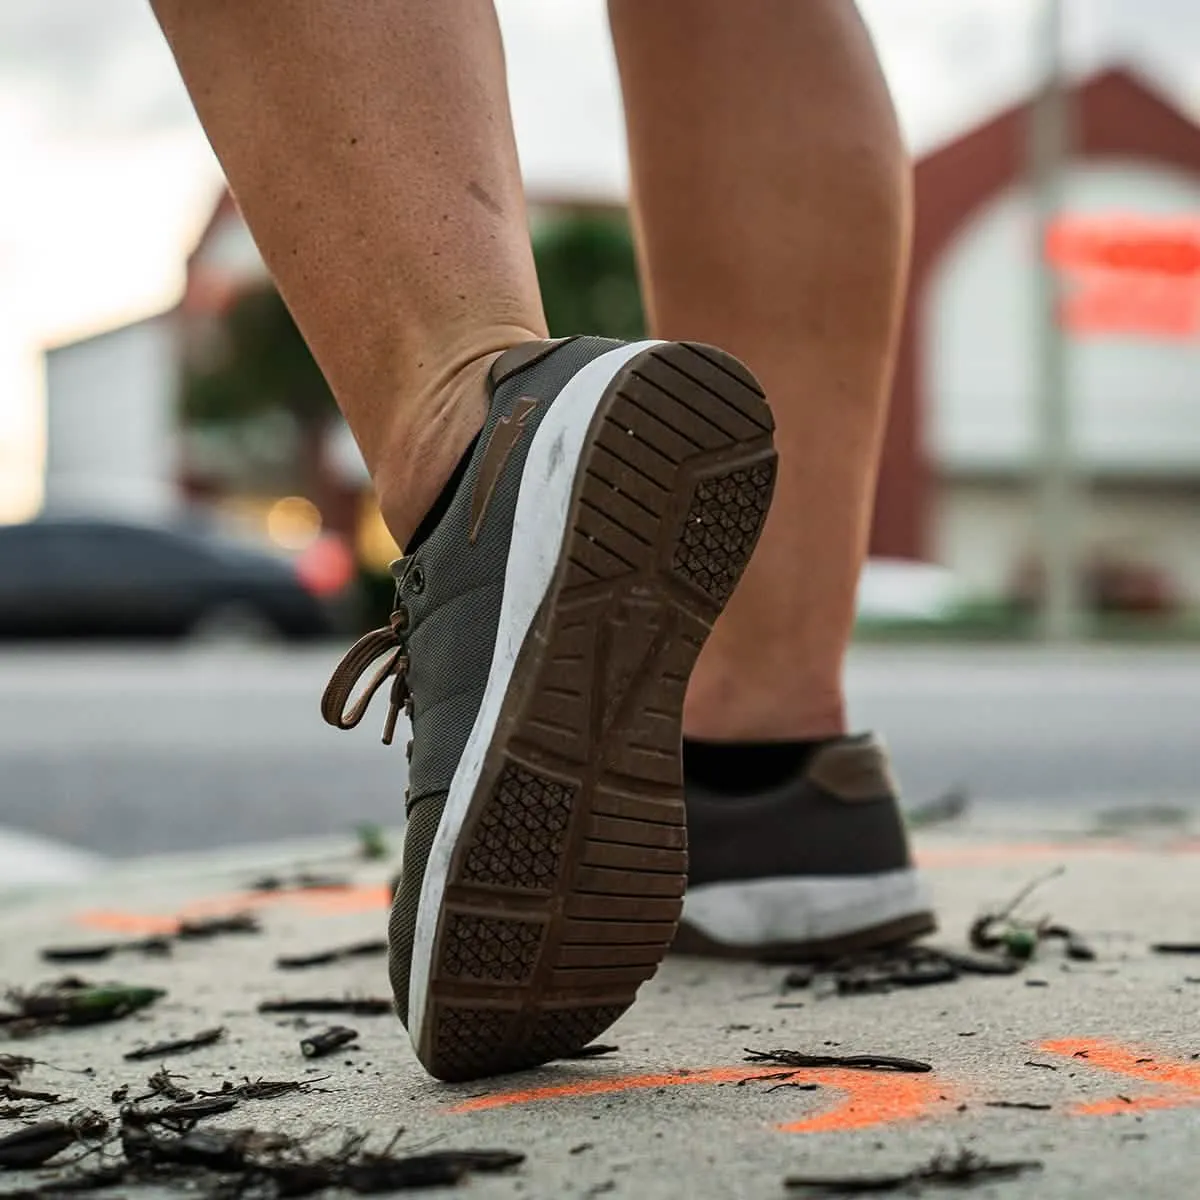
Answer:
[[408, 339, 662, 1050], [679, 869, 933, 947]]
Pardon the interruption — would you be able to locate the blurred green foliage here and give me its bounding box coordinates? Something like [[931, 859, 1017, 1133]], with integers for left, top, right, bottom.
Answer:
[[182, 211, 645, 434], [532, 213, 646, 340], [182, 287, 336, 430]]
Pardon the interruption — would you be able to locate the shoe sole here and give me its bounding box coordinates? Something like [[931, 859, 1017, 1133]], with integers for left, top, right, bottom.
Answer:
[[404, 340, 776, 1080], [673, 869, 937, 963]]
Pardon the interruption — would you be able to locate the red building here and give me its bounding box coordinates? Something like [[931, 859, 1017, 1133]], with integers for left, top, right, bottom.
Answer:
[[879, 68, 1200, 605]]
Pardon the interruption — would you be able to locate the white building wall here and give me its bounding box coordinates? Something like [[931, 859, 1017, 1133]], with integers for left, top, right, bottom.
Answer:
[[931, 482, 1034, 596], [924, 161, 1200, 602], [926, 162, 1200, 473], [933, 481, 1200, 601], [43, 316, 178, 518]]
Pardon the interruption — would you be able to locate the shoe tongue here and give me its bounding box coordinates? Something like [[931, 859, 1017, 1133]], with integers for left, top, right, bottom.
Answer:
[[805, 734, 897, 801]]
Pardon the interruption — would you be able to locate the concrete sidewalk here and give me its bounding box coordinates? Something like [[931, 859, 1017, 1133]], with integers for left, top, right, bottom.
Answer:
[[1, 812, 1198, 1199]]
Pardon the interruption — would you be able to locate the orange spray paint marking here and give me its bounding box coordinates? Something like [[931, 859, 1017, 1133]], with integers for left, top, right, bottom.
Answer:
[[76, 885, 392, 934], [448, 1065, 948, 1135], [776, 1069, 946, 1135], [1041, 1039, 1200, 1117], [448, 1066, 763, 1112]]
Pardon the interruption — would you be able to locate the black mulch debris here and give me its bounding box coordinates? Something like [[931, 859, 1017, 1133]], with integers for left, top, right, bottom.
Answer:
[[0, 1062, 30, 1087], [786, 1149, 1043, 1194], [123, 1027, 225, 1062], [176, 914, 260, 941], [201, 1078, 326, 1102], [250, 873, 350, 894], [277, 941, 388, 970], [0, 1089, 61, 1106], [780, 869, 1099, 1000], [39, 913, 259, 964], [39, 939, 171, 965], [0, 1112, 108, 1170], [1, 980, 164, 1039], [745, 1050, 933, 1074], [259, 998, 392, 1016], [300, 1027, 359, 1059], [1, 1110, 523, 1198], [905, 788, 970, 829], [559, 1044, 619, 1060]]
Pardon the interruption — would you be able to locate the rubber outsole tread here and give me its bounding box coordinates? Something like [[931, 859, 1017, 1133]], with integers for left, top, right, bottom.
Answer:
[[412, 342, 776, 1080]]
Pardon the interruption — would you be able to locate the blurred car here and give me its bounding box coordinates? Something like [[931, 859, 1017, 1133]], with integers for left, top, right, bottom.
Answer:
[[0, 517, 337, 641]]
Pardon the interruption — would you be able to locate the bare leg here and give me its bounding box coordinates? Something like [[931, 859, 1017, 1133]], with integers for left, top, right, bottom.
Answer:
[[609, 0, 912, 740], [151, 0, 546, 546]]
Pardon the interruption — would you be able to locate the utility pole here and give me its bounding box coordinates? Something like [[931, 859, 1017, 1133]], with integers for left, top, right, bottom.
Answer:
[[1029, 0, 1085, 640]]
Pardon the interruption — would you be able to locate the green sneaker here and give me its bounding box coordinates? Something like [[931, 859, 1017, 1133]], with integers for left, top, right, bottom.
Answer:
[[324, 337, 775, 1080]]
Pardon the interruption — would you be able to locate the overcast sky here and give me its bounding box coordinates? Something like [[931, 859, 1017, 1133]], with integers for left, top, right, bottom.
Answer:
[[2, 0, 1200, 517]]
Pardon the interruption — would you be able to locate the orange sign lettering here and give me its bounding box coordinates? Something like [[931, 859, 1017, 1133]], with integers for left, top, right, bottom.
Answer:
[[1045, 214, 1200, 338]]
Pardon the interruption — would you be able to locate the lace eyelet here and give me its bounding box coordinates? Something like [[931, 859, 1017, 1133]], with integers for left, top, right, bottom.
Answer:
[[408, 565, 426, 595]]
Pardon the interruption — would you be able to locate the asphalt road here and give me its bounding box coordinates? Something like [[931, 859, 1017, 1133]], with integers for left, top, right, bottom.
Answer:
[[1, 643, 1197, 857]]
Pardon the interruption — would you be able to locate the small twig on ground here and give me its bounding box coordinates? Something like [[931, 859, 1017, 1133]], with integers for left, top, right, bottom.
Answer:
[[1, 981, 164, 1040], [123, 1027, 225, 1062], [258, 998, 392, 1016], [744, 1049, 932, 1074], [128, 1095, 240, 1131], [0, 1086, 63, 1105], [905, 787, 969, 828], [198, 1077, 326, 1102], [785, 1149, 1043, 1194], [39, 939, 171, 964], [175, 913, 259, 940], [276, 941, 388, 970], [558, 1044, 618, 1060], [249, 873, 350, 893], [139, 1068, 194, 1103], [0, 1058, 32, 1085], [0, 1113, 108, 1170], [300, 1027, 359, 1059]]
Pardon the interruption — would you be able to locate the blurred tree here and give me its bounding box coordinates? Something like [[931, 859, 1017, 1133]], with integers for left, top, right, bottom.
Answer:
[[182, 212, 643, 548], [533, 213, 646, 340], [182, 286, 336, 431], [186, 212, 644, 433], [182, 286, 345, 542]]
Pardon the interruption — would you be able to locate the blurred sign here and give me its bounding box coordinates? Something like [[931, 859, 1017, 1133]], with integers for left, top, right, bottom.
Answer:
[[1046, 215, 1200, 338]]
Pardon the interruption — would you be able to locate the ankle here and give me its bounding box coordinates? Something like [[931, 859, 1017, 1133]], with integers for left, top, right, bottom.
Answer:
[[683, 670, 846, 742], [374, 325, 543, 548]]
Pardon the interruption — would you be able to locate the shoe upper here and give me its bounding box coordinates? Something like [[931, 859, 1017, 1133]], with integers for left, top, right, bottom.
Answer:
[[684, 734, 916, 886], [398, 336, 622, 810]]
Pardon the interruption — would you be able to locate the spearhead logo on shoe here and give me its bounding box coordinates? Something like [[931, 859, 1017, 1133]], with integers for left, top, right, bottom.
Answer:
[[469, 396, 539, 543]]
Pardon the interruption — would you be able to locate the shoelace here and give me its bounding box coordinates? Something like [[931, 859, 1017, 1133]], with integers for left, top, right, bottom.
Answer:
[[321, 605, 413, 754]]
